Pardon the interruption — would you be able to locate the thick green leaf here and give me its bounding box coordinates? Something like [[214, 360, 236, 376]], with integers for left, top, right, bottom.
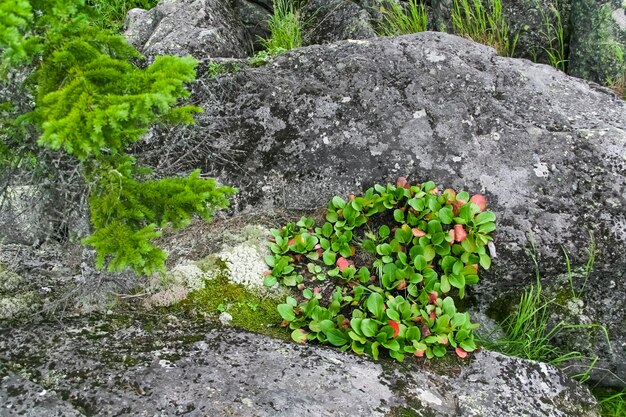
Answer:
[[440, 275, 451, 293], [394, 209, 405, 222], [478, 222, 496, 234], [441, 297, 456, 316], [448, 273, 465, 289], [323, 250, 336, 266], [283, 274, 297, 286], [263, 275, 277, 286], [332, 196, 346, 208], [479, 253, 491, 269], [366, 293, 385, 319], [413, 255, 427, 270], [325, 328, 349, 346], [278, 304, 296, 321], [386, 309, 400, 322], [361, 319, 378, 337], [438, 206, 454, 224], [474, 211, 496, 225], [382, 339, 400, 351]]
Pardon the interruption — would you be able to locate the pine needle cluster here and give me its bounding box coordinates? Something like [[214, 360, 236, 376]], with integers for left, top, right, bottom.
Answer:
[[0, 0, 236, 274]]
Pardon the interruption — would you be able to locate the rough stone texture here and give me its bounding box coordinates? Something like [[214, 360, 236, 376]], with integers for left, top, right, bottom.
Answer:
[[136, 32, 626, 385], [301, 0, 378, 45], [0, 321, 600, 416], [237, 0, 272, 50], [569, 0, 626, 84], [123, 0, 252, 59]]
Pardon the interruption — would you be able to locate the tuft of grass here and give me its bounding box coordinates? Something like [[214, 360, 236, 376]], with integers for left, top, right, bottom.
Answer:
[[87, 0, 160, 31], [539, 2, 568, 72], [379, 0, 428, 36], [479, 280, 581, 364], [479, 239, 608, 383], [261, 0, 302, 55], [451, 0, 518, 57], [595, 389, 626, 417], [563, 230, 596, 300]]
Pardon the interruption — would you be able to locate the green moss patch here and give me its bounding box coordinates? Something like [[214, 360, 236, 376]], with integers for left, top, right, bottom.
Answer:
[[184, 276, 287, 340]]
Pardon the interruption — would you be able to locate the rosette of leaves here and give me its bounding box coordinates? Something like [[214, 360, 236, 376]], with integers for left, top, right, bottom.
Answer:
[[265, 178, 495, 361]]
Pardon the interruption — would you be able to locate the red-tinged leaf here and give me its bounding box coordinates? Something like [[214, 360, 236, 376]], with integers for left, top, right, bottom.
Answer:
[[449, 229, 455, 241], [470, 194, 487, 212], [291, 329, 308, 344], [263, 270, 272, 276], [428, 291, 438, 304], [314, 244, 321, 249], [429, 311, 436, 320], [287, 238, 296, 246], [337, 257, 350, 272], [313, 287, 320, 295], [452, 200, 465, 215], [414, 350, 425, 357], [454, 224, 467, 242], [443, 188, 457, 203], [396, 280, 407, 290], [412, 228, 426, 237], [397, 177, 409, 189], [388, 320, 400, 338], [455, 347, 468, 358]]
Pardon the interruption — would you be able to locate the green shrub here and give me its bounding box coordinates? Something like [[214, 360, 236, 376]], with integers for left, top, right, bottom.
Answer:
[[379, 0, 428, 36], [265, 179, 496, 361], [451, 0, 518, 57], [0, 0, 236, 274]]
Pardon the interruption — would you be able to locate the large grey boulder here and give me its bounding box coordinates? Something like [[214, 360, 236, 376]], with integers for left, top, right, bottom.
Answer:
[[123, 0, 252, 59], [0, 322, 600, 416], [137, 32, 626, 385]]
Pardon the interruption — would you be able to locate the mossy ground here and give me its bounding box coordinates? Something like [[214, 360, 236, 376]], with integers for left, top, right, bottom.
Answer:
[[183, 276, 288, 340]]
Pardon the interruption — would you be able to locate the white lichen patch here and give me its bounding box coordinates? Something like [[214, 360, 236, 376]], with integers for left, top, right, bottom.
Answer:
[[218, 244, 268, 290], [144, 285, 189, 309], [169, 262, 206, 292], [144, 261, 206, 309], [0, 267, 23, 293], [0, 293, 37, 320]]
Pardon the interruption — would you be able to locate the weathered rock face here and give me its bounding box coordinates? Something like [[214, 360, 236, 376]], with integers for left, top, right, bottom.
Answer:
[[301, 0, 377, 45], [136, 32, 626, 385], [0, 321, 600, 416], [124, 0, 252, 59], [569, 0, 626, 84], [237, 0, 272, 50]]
